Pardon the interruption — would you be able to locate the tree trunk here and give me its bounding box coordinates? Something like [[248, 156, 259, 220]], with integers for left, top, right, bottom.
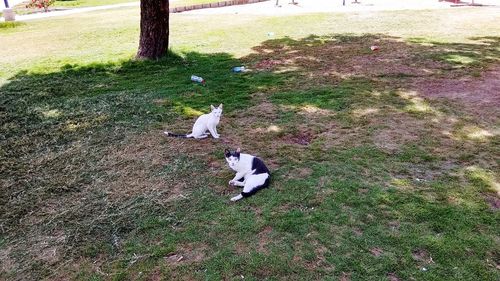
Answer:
[[137, 0, 170, 60]]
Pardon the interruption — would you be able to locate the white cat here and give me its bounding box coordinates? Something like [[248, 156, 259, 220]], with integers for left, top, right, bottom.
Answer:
[[164, 104, 223, 139], [225, 148, 271, 202]]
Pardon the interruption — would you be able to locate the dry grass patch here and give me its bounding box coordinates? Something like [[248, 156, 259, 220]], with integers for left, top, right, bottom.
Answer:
[[410, 65, 500, 123], [164, 243, 208, 266], [256, 226, 273, 254], [371, 113, 424, 153], [483, 193, 500, 211]]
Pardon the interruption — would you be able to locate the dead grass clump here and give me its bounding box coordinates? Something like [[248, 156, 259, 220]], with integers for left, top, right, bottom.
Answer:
[[352, 227, 363, 237], [282, 131, 315, 146], [164, 243, 208, 266], [340, 272, 351, 281], [370, 247, 384, 257], [412, 249, 434, 265], [387, 272, 401, 281]]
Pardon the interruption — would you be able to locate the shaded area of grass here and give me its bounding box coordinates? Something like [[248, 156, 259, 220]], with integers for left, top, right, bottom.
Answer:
[[1, 34, 499, 280]]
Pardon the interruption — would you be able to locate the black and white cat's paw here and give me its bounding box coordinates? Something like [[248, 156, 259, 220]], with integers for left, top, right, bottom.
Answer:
[[230, 194, 243, 202], [229, 180, 244, 187]]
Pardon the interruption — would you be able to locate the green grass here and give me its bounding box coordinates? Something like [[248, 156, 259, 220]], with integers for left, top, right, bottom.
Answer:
[[1, 6, 500, 281], [54, 0, 136, 7], [0, 22, 25, 29]]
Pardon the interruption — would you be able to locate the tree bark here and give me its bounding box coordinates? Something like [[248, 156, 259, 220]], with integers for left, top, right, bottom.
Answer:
[[137, 0, 170, 60]]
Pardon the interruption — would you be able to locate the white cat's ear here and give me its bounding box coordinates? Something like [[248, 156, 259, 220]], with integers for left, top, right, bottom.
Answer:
[[210, 105, 215, 110], [218, 104, 223, 109], [236, 147, 241, 153]]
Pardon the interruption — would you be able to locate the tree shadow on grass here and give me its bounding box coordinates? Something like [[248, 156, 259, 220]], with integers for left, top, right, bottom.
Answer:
[[0, 34, 499, 280]]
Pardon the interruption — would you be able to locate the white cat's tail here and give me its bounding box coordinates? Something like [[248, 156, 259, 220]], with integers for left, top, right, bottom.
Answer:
[[164, 131, 191, 138]]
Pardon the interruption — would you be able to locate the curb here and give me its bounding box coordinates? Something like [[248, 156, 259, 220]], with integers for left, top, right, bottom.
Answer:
[[169, 0, 269, 13]]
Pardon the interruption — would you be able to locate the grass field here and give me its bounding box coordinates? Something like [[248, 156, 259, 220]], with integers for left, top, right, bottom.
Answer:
[[53, 0, 220, 7], [1, 6, 499, 281], [3, 0, 222, 14]]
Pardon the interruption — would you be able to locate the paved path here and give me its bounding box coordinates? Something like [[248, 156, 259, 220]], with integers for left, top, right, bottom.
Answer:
[[2, 0, 499, 22], [2, 2, 139, 21]]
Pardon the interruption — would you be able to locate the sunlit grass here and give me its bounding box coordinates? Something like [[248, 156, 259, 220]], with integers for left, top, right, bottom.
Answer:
[[465, 166, 500, 194], [443, 53, 477, 65], [2, 7, 500, 78]]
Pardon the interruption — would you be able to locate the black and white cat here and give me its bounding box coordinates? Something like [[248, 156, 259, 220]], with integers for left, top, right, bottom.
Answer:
[[225, 148, 271, 202], [164, 104, 223, 139]]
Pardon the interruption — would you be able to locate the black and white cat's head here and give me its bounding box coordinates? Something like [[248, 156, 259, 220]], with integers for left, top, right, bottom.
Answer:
[[210, 104, 223, 118], [224, 147, 240, 168]]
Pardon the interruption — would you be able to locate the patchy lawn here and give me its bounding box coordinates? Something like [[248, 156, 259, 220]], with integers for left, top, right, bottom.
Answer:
[[1, 6, 499, 281]]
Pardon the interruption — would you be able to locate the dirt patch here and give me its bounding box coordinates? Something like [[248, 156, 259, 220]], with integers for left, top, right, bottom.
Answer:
[[283, 131, 315, 146], [387, 272, 401, 281], [146, 267, 163, 281], [370, 247, 384, 257], [234, 243, 249, 255], [352, 227, 363, 237], [412, 249, 434, 265], [388, 220, 401, 230], [164, 243, 207, 266], [358, 188, 369, 194], [411, 66, 500, 123], [340, 272, 351, 281], [165, 254, 185, 264], [257, 226, 273, 254], [372, 113, 423, 153], [294, 240, 330, 271], [483, 193, 500, 210]]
